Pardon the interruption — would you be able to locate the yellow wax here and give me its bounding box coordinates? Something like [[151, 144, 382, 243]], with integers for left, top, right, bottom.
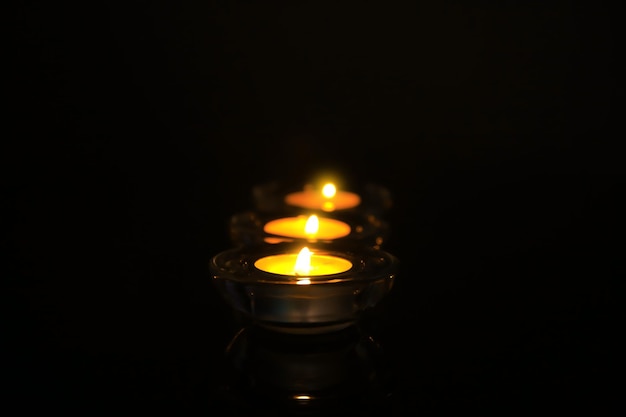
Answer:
[[254, 253, 352, 276], [284, 183, 361, 212], [263, 215, 351, 240]]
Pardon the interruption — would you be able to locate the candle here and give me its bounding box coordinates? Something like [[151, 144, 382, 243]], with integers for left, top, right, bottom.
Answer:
[[284, 182, 361, 212], [254, 247, 353, 282], [211, 242, 398, 333], [230, 210, 389, 248], [263, 214, 351, 240]]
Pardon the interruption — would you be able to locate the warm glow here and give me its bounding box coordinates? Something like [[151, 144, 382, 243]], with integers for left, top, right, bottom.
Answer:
[[322, 201, 335, 211], [304, 215, 319, 235], [253, 247, 353, 277], [263, 215, 351, 240], [294, 247, 313, 276], [322, 183, 337, 199], [284, 182, 361, 212]]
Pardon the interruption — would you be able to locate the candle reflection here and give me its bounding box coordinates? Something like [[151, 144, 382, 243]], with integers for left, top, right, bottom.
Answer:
[[215, 324, 393, 413]]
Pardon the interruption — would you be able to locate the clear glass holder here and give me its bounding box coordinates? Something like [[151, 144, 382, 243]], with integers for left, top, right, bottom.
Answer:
[[210, 241, 399, 334]]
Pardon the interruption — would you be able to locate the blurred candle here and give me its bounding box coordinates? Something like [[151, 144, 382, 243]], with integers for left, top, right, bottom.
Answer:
[[284, 182, 361, 212], [263, 214, 351, 240], [254, 246, 353, 284]]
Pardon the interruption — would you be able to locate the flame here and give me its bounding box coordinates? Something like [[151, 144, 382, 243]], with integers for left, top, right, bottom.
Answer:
[[321, 182, 337, 199], [304, 214, 319, 235], [294, 246, 313, 276]]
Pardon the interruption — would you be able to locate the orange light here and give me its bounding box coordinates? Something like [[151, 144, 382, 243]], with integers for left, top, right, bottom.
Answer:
[[304, 215, 319, 235], [263, 215, 351, 240], [294, 247, 313, 276], [253, 247, 353, 278], [321, 183, 337, 199], [284, 182, 361, 212]]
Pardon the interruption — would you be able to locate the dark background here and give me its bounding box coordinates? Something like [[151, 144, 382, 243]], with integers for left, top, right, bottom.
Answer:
[[5, 1, 622, 415]]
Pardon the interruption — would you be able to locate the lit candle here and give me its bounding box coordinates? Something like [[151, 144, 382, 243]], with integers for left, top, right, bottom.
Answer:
[[284, 182, 361, 212], [211, 242, 398, 333], [254, 246, 353, 284], [263, 214, 351, 240]]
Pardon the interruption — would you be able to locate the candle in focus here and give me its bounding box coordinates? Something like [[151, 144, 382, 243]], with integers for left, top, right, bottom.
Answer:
[[284, 182, 361, 212], [254, 247, 353, 284], [263, 214, 351, 240]]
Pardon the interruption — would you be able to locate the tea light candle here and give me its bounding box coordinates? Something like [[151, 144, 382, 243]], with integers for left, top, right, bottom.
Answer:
[[210, 242, 399, 334], [263, 214, 351, 241], [254, 247, 353, 282], [230, 210, 389, 248], [284, 182, 361, 212]]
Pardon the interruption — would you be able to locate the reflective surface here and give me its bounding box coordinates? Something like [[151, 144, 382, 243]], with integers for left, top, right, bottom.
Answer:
[[211, 324, 393, 415]]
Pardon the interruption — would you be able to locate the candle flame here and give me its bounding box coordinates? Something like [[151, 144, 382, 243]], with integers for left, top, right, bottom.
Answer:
[[321, 183, 337, 199], [304, 214, 319, 235], [294, 246, 312, 276]]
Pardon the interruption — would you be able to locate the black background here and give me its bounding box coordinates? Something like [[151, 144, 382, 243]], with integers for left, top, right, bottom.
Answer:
[[5, 1, 622, 415]]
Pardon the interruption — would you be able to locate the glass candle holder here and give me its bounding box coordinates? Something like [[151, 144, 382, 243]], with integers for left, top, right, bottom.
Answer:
[[210, 242, 399, 334], [229, 209, 389, 249], [252, 180, 392, 217]]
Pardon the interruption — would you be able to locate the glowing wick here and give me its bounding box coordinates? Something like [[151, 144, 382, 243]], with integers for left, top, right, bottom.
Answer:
[[294, 246, 312, 276], [322, 182, 337, 198], [253, 246, 352, 279], [304, 214, 319, 236]]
